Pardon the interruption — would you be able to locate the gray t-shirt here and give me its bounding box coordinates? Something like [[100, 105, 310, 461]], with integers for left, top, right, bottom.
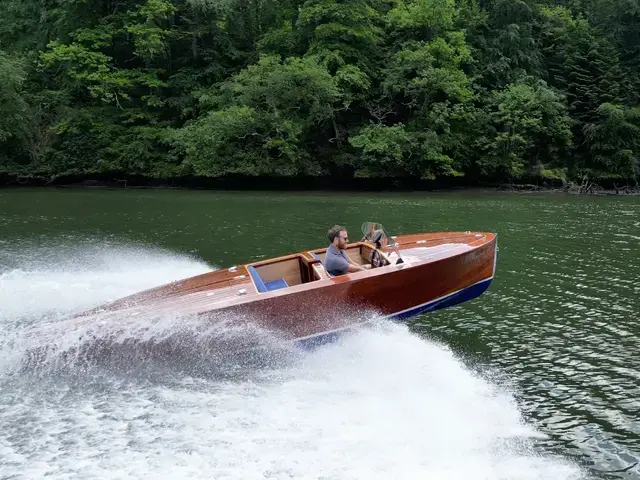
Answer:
[[324, 245, 350, 275]]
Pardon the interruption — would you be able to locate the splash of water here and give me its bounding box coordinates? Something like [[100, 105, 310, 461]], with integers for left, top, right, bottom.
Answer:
[[0, 244, 588, 479], [0, 241, 212, 321]]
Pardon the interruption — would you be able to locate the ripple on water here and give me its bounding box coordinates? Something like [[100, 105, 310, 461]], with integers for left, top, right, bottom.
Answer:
[[419, 196, 640, 478]]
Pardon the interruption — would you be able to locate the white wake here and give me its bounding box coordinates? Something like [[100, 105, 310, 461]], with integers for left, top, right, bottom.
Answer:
[[0, 245, 587, 479]]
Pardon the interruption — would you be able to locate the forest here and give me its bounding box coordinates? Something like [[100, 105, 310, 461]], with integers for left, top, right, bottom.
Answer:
[[0, 0, 639, 189]]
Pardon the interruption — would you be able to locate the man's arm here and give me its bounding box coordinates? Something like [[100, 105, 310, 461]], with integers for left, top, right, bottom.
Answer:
[[343, 256, 364, 272], [327, 253, 364, 274], [345, 253, 365, 271]]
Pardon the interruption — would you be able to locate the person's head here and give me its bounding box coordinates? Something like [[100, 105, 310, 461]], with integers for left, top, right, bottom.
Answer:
[[327, 225, 348, 249], [373, 230, 388, 248]]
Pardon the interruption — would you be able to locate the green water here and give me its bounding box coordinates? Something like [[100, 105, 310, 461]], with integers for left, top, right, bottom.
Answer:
[[1, 188, 639, 478]]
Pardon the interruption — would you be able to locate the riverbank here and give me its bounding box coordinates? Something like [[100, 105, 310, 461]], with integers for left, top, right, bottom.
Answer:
[[1, 172, 638, 195]]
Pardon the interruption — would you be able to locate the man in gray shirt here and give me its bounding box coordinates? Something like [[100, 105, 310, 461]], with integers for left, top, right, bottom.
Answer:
[[324, 225, 366, 276]]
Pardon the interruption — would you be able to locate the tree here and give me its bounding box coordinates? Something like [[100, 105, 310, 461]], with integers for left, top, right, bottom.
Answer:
[[0, 52, 30, 169], [583, 103, 640, 178], [479, 80, 573, 180], [177, 55, 341, 176]]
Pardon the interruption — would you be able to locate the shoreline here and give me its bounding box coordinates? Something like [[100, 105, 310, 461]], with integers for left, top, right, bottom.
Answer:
[[1, 173, 638, 196]]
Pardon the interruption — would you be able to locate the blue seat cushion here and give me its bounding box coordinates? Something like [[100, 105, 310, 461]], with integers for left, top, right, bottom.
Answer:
[[264, 278, 289, 291], [248, 266, 290, 292]]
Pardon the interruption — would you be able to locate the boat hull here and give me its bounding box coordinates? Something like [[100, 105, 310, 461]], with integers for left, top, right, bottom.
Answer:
[[76, 231, 498, 346], [216, 235, 497, 344]]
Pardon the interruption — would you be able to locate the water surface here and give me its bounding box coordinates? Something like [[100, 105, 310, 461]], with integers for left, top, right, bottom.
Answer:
[[1, 188, 638, 479]]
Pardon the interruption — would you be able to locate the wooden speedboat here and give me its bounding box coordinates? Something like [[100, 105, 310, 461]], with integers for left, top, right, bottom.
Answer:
[[76, 223, 498, 347]]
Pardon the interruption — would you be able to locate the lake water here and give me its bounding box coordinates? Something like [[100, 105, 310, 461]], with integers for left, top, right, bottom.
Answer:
[[1, 188, 638, 479]]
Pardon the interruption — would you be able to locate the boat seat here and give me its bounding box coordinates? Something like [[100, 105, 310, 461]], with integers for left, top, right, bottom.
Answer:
[[264, 278, 289, 291], [247, 266, 289, 293]]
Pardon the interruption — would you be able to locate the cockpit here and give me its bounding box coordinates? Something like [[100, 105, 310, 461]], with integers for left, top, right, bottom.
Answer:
[[246, 222, 398, 293]]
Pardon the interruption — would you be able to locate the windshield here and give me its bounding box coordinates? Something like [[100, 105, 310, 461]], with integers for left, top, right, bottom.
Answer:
[[361, 222, 397, 246]]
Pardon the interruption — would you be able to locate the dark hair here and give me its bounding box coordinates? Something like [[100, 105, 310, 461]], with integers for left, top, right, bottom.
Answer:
[[327, 225, 346, 243]]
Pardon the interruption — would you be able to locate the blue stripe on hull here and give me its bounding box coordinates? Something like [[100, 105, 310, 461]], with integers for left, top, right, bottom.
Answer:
[[296, 330, 347, 349], [294, 277, 494, 349], [388, 277, 493, 321]]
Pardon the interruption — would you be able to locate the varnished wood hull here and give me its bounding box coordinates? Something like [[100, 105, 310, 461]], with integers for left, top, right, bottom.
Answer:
[[76, 231, 498, 346]]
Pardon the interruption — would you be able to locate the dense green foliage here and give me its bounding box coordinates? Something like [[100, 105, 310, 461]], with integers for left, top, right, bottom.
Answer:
[[1, 0, 639, 185]]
